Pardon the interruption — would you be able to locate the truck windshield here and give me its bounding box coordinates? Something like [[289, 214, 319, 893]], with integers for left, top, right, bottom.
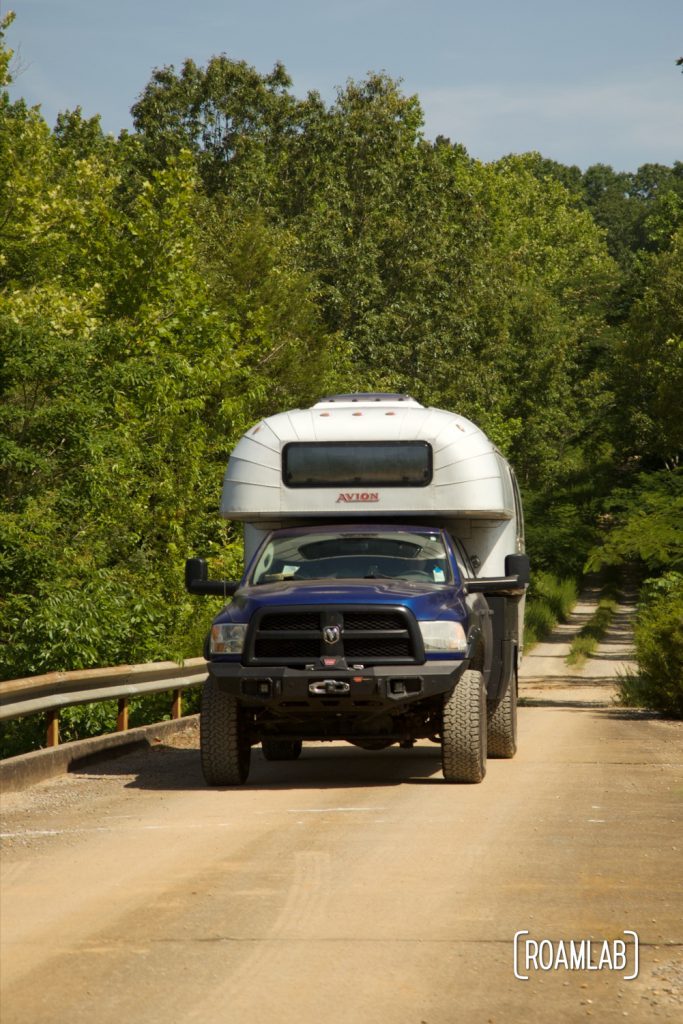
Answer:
[[251, 530, 454, 585]]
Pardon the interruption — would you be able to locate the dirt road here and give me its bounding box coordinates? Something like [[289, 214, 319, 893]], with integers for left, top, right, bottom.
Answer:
[[2, 599, 682, 1023]]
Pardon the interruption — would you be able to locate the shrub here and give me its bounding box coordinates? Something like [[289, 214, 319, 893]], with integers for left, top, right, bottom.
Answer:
[[524, 571, 579, 649], [618, 572, 683, 717]]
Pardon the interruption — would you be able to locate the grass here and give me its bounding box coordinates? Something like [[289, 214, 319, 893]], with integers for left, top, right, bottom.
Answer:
[[565, 585, 619, 666], [524, 572, 579, 651]]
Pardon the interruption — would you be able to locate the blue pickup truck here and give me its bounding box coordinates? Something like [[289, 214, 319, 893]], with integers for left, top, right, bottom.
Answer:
[[185, 394, 529, 785]]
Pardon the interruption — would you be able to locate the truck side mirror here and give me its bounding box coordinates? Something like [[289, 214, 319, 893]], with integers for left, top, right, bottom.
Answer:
[[505, 553, 530, 587], [185, 557, 239, 597]]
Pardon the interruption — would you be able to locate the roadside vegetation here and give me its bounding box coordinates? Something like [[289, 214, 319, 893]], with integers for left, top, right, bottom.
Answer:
[[1, 8, 682, 754], [618, 572, 683, 717], [523, 573, 579, 651], [565, 588, 619, 667]]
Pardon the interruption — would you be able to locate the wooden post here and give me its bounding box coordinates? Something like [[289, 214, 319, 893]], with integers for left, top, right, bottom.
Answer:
[[117, 697, 129, 732], [171, 688, 182, 720], [46, 709, 59, 747]]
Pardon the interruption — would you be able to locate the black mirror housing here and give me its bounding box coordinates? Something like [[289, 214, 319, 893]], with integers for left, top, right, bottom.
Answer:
[[505, 553, 530, 586], [185, 557, 239, 597]]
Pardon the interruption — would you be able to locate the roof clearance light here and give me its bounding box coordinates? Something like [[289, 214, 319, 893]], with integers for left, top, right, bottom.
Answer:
[[352, 412, 363, 416]]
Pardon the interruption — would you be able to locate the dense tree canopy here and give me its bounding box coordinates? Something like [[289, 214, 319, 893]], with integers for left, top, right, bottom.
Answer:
[[1, 13, 681, 695]]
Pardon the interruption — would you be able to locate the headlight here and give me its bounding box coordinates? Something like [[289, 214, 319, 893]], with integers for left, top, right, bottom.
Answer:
[[210, 623, 248, 654], [419, 620, 467, 653]]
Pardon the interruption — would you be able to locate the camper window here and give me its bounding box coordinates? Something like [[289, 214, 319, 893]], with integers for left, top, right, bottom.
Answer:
[[282, 442, 432, 488]]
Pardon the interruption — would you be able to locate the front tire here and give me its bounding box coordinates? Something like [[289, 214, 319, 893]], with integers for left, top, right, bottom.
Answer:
[[200, 675, 251, 785], [487, 673, 518, 759], [441, 669, 487, 783]]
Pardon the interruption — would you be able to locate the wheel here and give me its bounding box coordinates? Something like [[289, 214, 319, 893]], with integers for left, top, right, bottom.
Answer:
[[487, 673, 518, 759], [200, 675, 251, 785], [441, 669, 487, 783], [262, 738, 303, 761]]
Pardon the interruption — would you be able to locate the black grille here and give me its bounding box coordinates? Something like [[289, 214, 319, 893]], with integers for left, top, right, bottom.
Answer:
[[247, 605, 419, 666], [343, 611, 406, 632], [345, 637, 413, 659], [255, 637, 321, 659], [259, 612, 320, 632]]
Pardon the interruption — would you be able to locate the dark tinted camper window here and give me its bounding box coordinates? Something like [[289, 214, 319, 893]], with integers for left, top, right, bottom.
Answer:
[[283, 442, 433, 488]]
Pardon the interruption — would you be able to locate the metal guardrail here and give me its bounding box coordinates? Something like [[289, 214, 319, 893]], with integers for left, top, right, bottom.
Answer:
[[0, 658, 208, 747]]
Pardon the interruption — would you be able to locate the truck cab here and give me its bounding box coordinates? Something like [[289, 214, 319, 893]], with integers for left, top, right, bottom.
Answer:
[[186, 394, 529, 784]]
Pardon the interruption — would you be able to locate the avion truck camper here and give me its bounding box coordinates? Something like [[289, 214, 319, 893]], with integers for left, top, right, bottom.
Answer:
[[186, 394, 529, 785]]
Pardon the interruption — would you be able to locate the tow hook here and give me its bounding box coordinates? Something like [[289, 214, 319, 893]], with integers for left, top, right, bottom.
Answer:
[[309, 679, 351, 695]]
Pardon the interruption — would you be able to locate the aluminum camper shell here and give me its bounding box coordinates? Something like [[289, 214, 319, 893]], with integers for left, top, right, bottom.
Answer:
[[220, 395, 525, 583]]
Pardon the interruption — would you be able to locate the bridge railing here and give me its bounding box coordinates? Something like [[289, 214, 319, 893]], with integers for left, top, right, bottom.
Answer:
[[0, 658, 208, 747]]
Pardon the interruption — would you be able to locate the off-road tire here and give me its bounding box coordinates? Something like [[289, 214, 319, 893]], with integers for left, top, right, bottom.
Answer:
[[262, 738, 303, 761], [487, 674, 518, 759], [441, 669, 487, 783], [200, 675, 251, 785]]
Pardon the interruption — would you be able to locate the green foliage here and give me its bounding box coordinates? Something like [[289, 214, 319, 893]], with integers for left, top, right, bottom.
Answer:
[[525, 488, 602, 579], [613, 228, 683, 467], [0, 712, 49, 759], [524, 572, 579, 649], [586, 470, 683, 574], [588, 471, 683, 714], [130, 55, 299, 200], [618, 572, 683, 718], [0, 129, 237, 678]]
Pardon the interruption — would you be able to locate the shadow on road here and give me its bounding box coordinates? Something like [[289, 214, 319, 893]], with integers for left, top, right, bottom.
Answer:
[[70, 741, 448, 791], [69, 703, 668, 793], [519, 700, 662, 720]]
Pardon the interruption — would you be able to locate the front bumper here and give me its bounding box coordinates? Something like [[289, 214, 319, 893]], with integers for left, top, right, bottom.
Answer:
[[208, 659, 469, 710]]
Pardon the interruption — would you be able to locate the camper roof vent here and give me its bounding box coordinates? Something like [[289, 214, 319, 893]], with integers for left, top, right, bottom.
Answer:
[[313, 393, 423, 408]]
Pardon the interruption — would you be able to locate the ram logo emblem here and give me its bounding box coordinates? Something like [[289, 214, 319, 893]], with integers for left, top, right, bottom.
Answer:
[[322, 625, 341, 645]]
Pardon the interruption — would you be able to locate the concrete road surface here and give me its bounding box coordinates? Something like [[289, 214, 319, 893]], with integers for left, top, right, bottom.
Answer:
[[2, 703, 682, 1023]]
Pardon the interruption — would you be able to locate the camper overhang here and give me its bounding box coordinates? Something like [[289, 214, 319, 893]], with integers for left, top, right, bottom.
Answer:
[[220, 401, 515, 523]]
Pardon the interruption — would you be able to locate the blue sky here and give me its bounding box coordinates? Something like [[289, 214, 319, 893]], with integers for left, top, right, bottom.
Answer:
[[5, 0, 683, 171]]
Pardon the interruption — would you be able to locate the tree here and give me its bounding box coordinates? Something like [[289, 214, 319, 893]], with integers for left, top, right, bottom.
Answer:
[[613, 226, 683, 468], [130, 55, 300, 201]]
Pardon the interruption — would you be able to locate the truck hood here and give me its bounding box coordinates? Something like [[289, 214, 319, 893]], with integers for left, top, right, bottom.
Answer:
[[218, 579, 467, 624]]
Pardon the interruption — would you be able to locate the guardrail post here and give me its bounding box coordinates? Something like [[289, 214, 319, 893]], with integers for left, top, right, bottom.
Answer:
[[46, 709, 60, 747], [171, 688, 182, 720], [117, 698, 129, 732]]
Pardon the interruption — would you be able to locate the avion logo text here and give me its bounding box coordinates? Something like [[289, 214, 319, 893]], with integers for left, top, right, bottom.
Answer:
[[336, 492, 380, 503]]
